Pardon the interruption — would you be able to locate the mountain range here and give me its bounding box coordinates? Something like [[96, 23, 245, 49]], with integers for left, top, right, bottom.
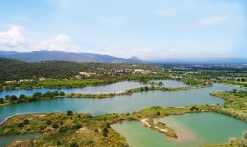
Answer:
[[0, 50, 142, 63]]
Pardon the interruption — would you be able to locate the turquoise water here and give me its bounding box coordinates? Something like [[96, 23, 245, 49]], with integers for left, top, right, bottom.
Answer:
[[0, 81, 148, 97], [0, 133, 39, 147], [0, 81, 246, 146], [1, 83, 245, 123], [112, 113, 247, 147]]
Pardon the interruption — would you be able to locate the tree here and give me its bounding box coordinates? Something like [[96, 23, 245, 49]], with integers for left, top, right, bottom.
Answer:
[[59, 91, 65, 96], [32, 92, 42, 98], [52, 123, 59, 128], [23, 119, 30, 124], [103, 127, 108, 133], [46, 120, 52, 125], [67, 110, 73, 116], [19, 94, 25, 99], [106, 122, 111, 128], [18, 122, 24, 127], [0, 98, 4, 104], [5, 95, 10, 100], [10, 95, 17, 101], [70, 142, 79, 147]]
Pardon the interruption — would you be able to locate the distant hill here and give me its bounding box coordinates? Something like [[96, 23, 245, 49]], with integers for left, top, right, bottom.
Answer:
[[149, 57, 247, 64], [0, 50, 143, 63], [129, 56, 141, 61]]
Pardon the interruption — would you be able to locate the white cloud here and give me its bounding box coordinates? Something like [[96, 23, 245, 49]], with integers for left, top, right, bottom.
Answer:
[[0, 26, 78, 52], [200, 14, 227, 26], [97, 16, 124, 27], [0, 25, 26, 48]]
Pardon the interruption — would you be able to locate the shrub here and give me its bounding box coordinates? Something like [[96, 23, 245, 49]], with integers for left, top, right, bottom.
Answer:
[[75, 124, 82, 129], [103, 132, 108, 137], [103, 127, 108, 133], [23, 119, 30, 124], [18, 123, 24, 127], [46, 120, 52, 125], [70, 142, 79, 147], [106, 122, 111, 128], [52, 123, 59, 128], [40, 125, 46, 130], [67, 110, 73, 116], [59, 126, 68, 133]]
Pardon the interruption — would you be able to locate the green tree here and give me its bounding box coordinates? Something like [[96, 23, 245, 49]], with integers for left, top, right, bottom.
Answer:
[[106, 122, 111, 128], [52, 123, 59, 128], [5, 95, 9, 100], [70, 142, 79, 147], [67, 110, 73, 116], [23, 119, 30, 124], [46, 120, 52, 125], [103, 127, 108, 133], [0, 98, 4, 104], [32, 92, 42, 98], [59, 91, 65, 96], [19, 94, 25, 99], [10, 95, 17, 101]]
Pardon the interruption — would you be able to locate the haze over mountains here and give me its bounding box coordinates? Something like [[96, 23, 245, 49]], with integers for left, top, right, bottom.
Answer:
[[0, 50, 142, 63], [0, 50, 247, 64]]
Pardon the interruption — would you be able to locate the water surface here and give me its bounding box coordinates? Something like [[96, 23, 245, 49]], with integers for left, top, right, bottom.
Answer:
[[0, 133, 39, 147], [0, 81, 148, 97], [112, 113, 247, 147], [0, 83, 246, 123]]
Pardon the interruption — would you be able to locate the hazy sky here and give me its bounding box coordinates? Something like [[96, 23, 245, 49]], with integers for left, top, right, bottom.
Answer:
[[0, 0, 246, 59]]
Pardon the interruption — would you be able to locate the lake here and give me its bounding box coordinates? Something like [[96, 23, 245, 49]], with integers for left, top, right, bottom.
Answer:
[[0, 133, 39, 147], [0, 82, 237, 123], [0, 81, 148, 98], [0, 80, 246, 146], [112, 113, 247, 147]]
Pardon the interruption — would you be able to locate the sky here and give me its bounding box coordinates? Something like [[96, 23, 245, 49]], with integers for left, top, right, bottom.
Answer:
[[0, 0, 247, 60]]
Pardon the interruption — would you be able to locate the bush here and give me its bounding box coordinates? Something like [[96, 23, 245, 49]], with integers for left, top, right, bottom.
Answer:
[[70, 142, 79, 147], [23, 119, 30, 124], [103, 132, 108, 137], [57, 140, 61, 145], [46, 120, 52, 125], [75, 124, 82, 129], [156, 111, 160, 115], [59, 126, 68, 133], [40, 125, 46, 130], [103, 127, 108, 133], [18, 123, 24, 127], [52, 123, 59, 128], [0, 98, 4, 104], [106, 122, 111, 128], [67, 110, 73, 116]]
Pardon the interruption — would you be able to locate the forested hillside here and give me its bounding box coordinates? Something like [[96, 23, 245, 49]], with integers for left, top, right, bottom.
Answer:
[[0, 57, 163, 84]]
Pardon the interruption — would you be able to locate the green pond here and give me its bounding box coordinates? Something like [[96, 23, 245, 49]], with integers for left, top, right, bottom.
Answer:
[[112, 113, 247, 147], [0, 133, 39, 147]]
